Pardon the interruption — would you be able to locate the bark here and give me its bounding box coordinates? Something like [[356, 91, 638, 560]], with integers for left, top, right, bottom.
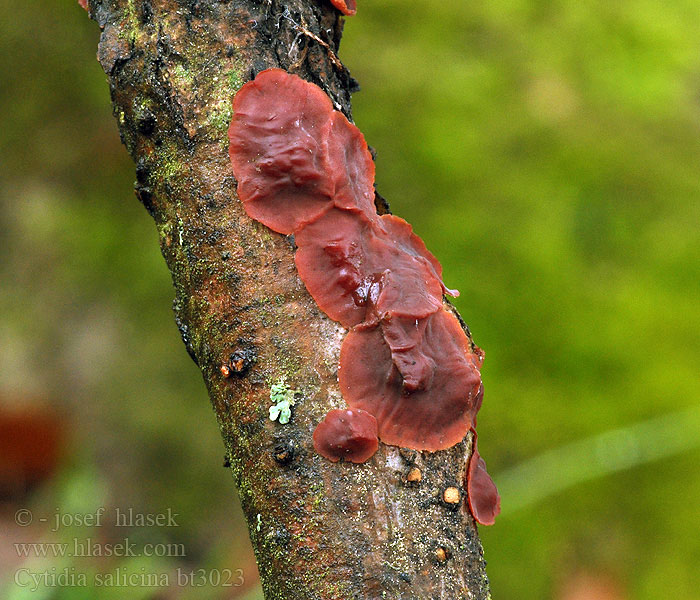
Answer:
[[86, 0, 492, 597]]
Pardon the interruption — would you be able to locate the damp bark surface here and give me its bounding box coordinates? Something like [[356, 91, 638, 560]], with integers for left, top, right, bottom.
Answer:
[[86, 1, 492, 598]]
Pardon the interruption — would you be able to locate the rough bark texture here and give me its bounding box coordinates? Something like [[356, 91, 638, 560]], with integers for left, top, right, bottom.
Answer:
[[87, 0, 492, 597]]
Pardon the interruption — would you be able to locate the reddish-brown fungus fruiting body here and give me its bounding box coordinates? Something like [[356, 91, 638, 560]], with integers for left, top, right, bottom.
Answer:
[[228, 69, 375, 234], [78, 0, 88, 10], [330, 0, 357, 16], [294, 207, 447, 328], [466, 432, 501, 526], [313, 409, 379, 463], [228, 69, 499, 524], [338, 311, 483, 451]]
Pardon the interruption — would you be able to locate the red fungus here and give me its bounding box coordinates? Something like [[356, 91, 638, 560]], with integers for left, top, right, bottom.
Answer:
[[294, 207, 445, 328], [466, 432, 501, 526], [78, 0, 88, 9], [228, 69, 374, 234], [330, 0, 357, 16], [313, 408, 378, 463], [378, 214, 456, 296], [325, 111, 376, 213], [294, 207, 378, 327], [229, 69, 498, 515], [338, 311, 482, 451]]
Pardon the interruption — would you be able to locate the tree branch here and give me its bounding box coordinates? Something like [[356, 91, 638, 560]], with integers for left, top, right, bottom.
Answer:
[[86, 0, 492, 597]]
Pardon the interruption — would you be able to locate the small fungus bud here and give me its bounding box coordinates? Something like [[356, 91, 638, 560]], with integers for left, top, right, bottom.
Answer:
[[466, 433, 501, 526], [406, 467, 422, 483], [435, 547, 449, 562], [443, 487, 461, 505], [313, 409, 378, 463]]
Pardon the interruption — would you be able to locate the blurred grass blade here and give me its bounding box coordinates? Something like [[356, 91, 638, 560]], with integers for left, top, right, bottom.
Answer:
[[495, 404, 700, 515]]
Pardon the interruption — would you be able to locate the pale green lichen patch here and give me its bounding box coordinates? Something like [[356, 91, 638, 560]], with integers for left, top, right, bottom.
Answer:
[[268, 377, 297, 425]]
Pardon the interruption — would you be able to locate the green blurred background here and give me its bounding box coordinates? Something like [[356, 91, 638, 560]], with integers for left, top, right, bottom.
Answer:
[[1, 0, 699, 598]]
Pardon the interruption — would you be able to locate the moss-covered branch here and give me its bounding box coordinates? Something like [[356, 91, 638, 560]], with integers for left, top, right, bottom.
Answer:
[[86, 0, 492, 597]]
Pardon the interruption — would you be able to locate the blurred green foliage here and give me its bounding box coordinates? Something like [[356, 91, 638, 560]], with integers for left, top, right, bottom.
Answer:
[[1, 1, 258, 597], [1, 0, 698, 599]]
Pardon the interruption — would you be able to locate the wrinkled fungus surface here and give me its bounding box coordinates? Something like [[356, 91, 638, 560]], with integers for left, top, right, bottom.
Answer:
[[339, 311, 483, 450], [330, 0, 357, 16], [313, 409, 379, 463], [229, 70, 374, 234], [229, 69, 499, 523], [294, 208, 447, 328]]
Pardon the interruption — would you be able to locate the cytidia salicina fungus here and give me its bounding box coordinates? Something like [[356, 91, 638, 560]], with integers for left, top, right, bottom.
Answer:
[[228, 68, 500, 525], [466, 432, 501, 526], [312, 409, 379, 463], [330, 0, 357, 17]]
